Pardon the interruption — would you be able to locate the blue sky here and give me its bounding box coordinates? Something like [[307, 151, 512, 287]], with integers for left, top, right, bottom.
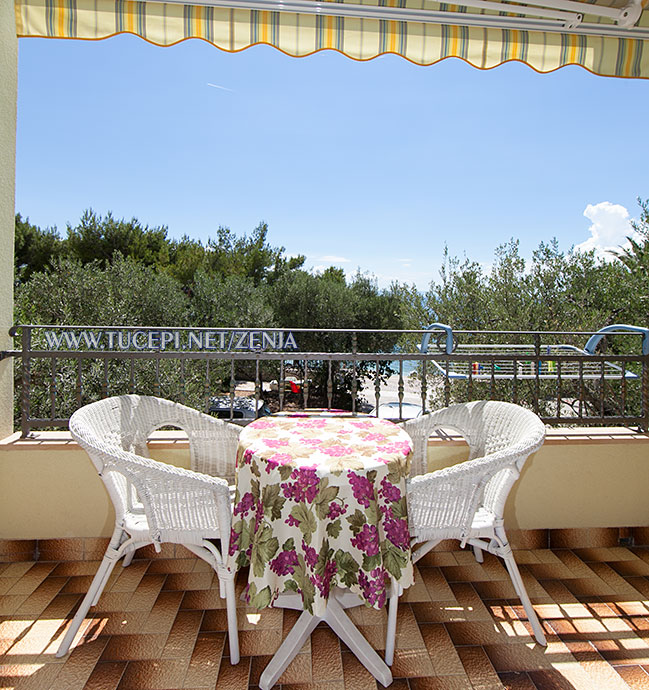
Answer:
[[15, 34, 649, 289]]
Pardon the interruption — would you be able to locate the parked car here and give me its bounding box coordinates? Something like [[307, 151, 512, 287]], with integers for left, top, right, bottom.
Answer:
[[208, 396, 270, 420], [376, 401, 422, 420], [269, 376, 302, 393]]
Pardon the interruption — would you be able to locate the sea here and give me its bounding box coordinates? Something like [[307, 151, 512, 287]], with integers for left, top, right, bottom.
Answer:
[[389, 359, 419, 377]]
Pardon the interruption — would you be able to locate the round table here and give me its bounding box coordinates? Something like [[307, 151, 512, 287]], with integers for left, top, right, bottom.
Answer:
[[229, 414, 414, 689]]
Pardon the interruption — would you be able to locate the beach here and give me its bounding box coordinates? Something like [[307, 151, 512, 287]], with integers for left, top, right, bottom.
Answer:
[[361, 372, 423, 406]]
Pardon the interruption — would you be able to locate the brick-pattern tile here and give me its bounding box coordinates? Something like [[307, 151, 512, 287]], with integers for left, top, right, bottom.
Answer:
[[508, 530, 549, 550], [83, 539, 111, 561], [498, 671, 537, 689], [183, 631, 225, 688], [311, 627, 343, 682], [341, 651, 378, 689], [15, 577, 68, 616], [100, 633, 168, 661], [5, 546, 649, 689], [455, 645, 502, 688], [550, 528, 619, 549], [117, 658, 190, 689], [140, 591, 183, 635], [0, 540, 37, 563], [631, 528, 649, 547], [214, 655, 251, 689], [38, 538, 86, 562], [409, 677, 474, 689], [162, 610, 203, 658], [83, 661, 127, 690], [616, 664, 649, 688], [4, 563, 56, 596], [47, 636, 110, 690], [124, 574, 167, 612]]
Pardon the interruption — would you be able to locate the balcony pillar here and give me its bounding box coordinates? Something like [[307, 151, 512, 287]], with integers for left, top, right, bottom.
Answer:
[[0, 3, 17, 437]]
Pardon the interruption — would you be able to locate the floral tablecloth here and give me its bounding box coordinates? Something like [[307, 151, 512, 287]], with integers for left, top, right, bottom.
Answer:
[[229, 415, 414, 616]]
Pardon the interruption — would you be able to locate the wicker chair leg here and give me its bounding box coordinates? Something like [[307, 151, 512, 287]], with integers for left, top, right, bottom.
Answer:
[[472, 545, 484, 563], [91, 531, 133, 606], [499, 541, 547, 646], [122, 547, 136, 568], [224, 577, 240, 664], [56, 548, 121, 657], [91, 548, 126, 606]]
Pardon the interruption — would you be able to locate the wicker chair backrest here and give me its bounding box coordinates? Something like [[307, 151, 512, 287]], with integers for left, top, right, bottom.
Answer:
[[69, 395, 239, 524], [402, 401, 545, 517], [72, 395, 239, 482], [69, 397, 146, 521]]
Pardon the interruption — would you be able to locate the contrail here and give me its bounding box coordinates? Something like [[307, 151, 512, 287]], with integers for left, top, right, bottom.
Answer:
[[207, 82, 234, 92]]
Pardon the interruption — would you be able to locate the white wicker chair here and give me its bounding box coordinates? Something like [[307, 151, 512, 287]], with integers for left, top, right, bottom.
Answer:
[[56, 395, 240, 662], [384, 401, 546, 664]]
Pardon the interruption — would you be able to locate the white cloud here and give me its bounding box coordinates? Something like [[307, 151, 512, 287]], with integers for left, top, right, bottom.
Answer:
[[319, 255, 351, 263], [574, 201, 636, 261], [307, 254, 434, 290]]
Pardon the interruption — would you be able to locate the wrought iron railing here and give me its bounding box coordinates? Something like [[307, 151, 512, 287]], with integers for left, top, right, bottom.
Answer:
[[2, 324, 648, 435]]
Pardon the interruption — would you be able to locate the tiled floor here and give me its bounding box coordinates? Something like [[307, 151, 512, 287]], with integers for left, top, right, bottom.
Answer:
[[3, 546, 649, 689]]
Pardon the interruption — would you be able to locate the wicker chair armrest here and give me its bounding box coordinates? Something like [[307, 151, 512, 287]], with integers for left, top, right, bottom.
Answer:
[[105, 451, 232, 545], [407, 451, 516, 544], [110, 449, 229, 490]]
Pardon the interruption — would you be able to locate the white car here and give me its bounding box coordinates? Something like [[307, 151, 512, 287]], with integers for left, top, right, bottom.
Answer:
[[376, 401, 422, 420], [209, 396, 270, 420]]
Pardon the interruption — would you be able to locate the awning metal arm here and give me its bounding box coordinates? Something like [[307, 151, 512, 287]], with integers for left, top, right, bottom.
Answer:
[[152, 0, 646, 35], [154, 0, 643, 27]]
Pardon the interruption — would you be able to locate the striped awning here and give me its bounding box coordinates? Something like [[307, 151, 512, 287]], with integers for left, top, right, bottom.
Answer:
[[14, 0, 649, 78]]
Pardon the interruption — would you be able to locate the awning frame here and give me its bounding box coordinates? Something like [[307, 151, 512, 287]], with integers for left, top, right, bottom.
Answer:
[[154, 0, 649, 38]]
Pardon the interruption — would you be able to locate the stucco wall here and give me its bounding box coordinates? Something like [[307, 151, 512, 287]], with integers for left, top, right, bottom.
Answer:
[[426, 430, 649, 530], [0, 428, 647, 539], [0, 3, 17, 439]]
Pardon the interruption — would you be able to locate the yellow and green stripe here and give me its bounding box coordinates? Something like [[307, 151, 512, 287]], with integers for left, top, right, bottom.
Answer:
[[14, 0, 649, 79]]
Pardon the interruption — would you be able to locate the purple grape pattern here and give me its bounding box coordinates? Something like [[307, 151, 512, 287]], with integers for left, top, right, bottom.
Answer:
[[229, 415, 414, 616]]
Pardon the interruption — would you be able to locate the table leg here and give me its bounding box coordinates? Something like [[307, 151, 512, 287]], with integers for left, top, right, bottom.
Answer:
[[323, 596, 393, 687], [259, 610, 320, 690], [260, 590, 393, 690]]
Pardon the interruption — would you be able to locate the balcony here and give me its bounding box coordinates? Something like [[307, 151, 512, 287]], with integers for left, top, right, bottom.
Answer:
[[1, 324, 648, 688]]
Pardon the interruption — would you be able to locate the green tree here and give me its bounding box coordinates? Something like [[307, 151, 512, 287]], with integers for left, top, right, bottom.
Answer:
[[423, 246, 489, 330], [166, 236, 209, 287], [532, 245, 628, 331], [189, 272, 274, 328], [486, 239, 530, 330], [14, 214, 65, 283], [206, 223, 305, 285], [611, 197, 649, 325], [65, 209, 171, 269], [270, 269, 404, 405], [14, 254, 192, 424], [15, 254, 188, 326]]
